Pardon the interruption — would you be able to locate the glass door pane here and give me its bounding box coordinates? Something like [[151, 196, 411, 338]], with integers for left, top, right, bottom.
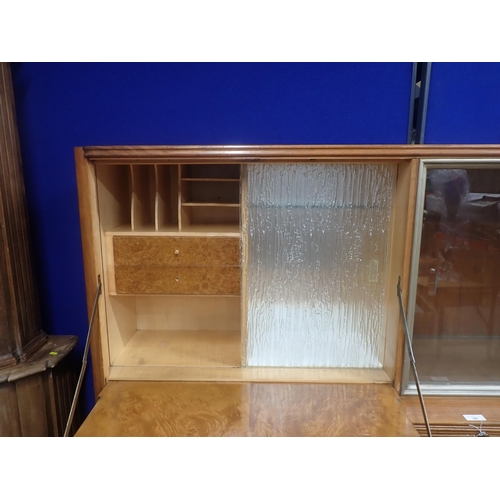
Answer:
[[409, 163, 500, 391], [244, 163, 395, 368]]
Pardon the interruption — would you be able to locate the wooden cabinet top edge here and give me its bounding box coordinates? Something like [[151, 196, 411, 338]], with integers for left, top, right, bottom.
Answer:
[[77, 145, 500, 163]]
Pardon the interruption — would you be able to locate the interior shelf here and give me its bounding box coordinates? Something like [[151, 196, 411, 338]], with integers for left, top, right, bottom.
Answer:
[[177, 224, 240, 235], [106, 225, 239, 236], [182, 203, 240, 207], [181, 178, 239, 182], [113, 330, 241, 368]]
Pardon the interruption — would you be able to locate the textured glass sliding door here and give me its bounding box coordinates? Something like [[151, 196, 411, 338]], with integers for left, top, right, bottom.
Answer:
[[244, 164, 395, 368]]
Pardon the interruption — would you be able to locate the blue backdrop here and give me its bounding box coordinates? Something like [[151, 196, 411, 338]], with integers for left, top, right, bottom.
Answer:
[[10, 62, 414, 417], [425, 62, 500, 144]]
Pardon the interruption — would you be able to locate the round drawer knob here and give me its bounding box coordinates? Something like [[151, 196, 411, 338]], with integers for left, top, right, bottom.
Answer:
[[175, 277, 180, 282], [174, 249, 180, 256]]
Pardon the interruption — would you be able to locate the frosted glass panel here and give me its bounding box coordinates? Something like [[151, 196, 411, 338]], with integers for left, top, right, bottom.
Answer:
[[245, 164, 395, 367]]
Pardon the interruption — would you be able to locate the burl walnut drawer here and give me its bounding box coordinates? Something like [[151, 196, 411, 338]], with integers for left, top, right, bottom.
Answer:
[[113, 236, 239, 267], [112, 236, 240, 295], [114, 266, 240, 294]]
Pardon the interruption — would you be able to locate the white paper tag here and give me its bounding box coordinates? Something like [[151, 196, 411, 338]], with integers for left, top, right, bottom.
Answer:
[[463, 415, 486, 421]]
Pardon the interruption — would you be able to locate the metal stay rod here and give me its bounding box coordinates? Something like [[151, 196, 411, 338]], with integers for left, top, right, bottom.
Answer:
[[397, 276, 432, 437], [64, 276, 102, 437]]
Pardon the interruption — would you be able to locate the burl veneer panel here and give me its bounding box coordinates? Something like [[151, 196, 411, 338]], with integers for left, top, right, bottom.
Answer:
[[113, 236, 240, 267], [115, 266, 241, 295], [113, 236, 240, 294], [76, 381, 419, 437]]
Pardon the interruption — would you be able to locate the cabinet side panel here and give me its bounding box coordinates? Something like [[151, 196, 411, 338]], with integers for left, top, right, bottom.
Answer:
[[245, 163, 395, 368], [382, 161, 414, 381], [75, 148, 106, 397], [393, 159, 419, 393], [106, 296, 137, 364]]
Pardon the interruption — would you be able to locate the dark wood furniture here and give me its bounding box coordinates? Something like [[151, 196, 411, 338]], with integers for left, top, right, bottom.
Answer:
[[0, 335, 80, 436], [0, 63, 79, 436]]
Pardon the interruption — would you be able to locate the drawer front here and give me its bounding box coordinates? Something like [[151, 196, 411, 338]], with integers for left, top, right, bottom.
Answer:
[[113, 236, 240, 267], [114, 266, 241, 295]]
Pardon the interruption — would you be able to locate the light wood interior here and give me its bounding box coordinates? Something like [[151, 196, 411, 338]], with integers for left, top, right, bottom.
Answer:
[[105, 295, 241, 369], [155, 164, 178, 230], [77, 146, 500, 402], [95, 163, 131, 231], [109, 366, 391, 384], [92, 158, 411, 385], [94, 160, 243, 379], [180, 164, 240, 230], [95, 162, 240, 233], [113, 330, 241, 368], [383, 160, 418, 385]]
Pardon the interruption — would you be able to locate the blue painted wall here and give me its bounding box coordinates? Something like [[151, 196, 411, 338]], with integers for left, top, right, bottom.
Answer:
[[10, 62, 413, 417], [425, 62, 500, 144]]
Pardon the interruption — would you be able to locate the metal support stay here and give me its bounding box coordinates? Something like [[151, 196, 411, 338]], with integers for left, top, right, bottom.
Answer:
[[397, 276, 432, 437], [64, 276, 102, 437]]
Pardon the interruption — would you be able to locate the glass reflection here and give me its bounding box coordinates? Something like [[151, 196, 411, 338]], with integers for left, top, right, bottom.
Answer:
[[412, 167, 500, 385]]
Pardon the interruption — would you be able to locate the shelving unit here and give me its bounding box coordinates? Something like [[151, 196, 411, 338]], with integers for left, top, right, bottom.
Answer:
[[180, 164, 240, 231], [78, 148, 418, 395], [89, 160, 242, 385], [78, 145, 500, 400], [95, 163, 240, 233]]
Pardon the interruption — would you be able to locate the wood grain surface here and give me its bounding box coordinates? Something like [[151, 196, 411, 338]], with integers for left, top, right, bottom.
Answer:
[[76, 381, 418, 437], [0, 62, 46, 366], [83, 144, 500, 163], [401, 396, 500, 436], [114, 265, 241, 294], [108, 365, 391, 384], [75, 148, 107, 396], [113, 236, 240, 267], [113, 235, 241, 294], [135, 296, 241, 331], [113, 330, 241, 368]]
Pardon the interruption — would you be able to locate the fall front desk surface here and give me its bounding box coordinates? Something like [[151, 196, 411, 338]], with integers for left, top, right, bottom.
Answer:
[[75, 380, 418, 437]]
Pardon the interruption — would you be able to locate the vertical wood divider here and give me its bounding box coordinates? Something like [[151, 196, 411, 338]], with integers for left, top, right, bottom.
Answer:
[[393, 158, 419, 394], [129, 165, 135, 231], [177, 164, 182, 231], [154, 164, 159, 231], [240, 165, 248, 366]]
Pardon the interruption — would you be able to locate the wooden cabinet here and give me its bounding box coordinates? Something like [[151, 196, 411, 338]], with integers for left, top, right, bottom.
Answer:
[[0, 63, 79, 436], [76, 145, 500, 398], [0, 63, 46, 368]]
